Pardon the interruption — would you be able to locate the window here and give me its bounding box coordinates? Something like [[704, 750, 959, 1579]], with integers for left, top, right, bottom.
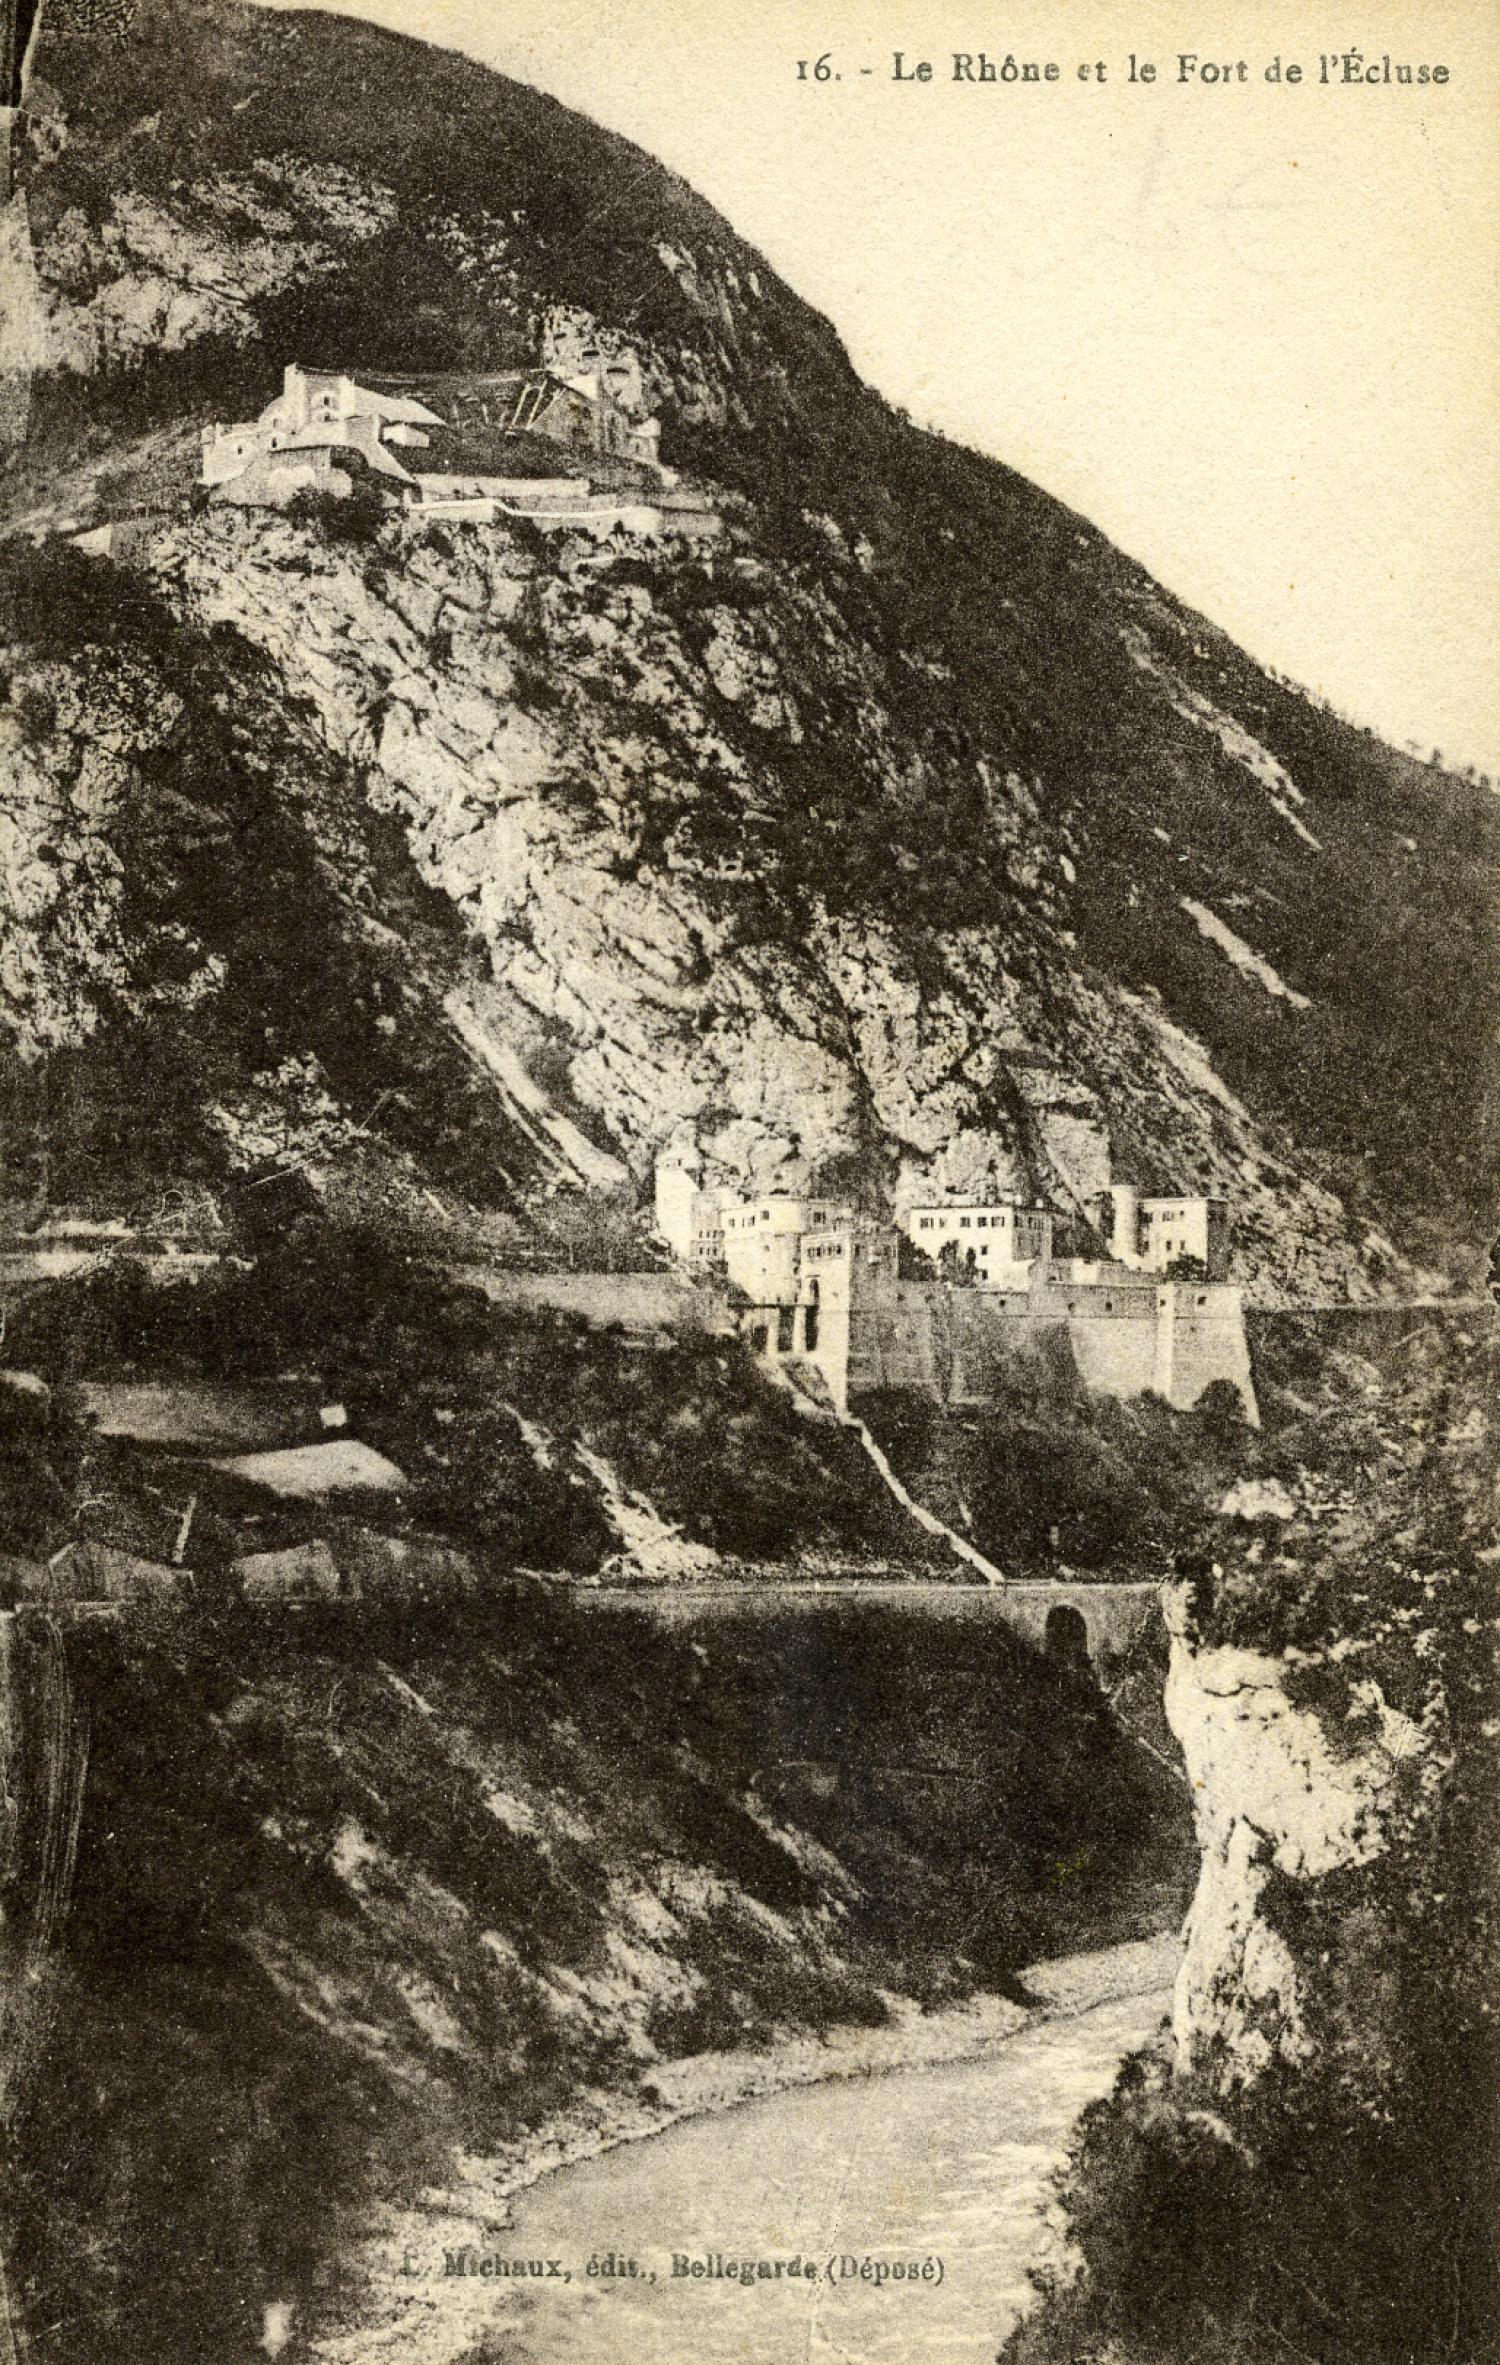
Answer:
[[960, 1217, 971, 1230], [919, 1218, 932, 1231]]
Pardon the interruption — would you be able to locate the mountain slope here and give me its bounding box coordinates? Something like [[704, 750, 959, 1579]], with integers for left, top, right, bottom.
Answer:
[[3, 0, 1497, 1287]]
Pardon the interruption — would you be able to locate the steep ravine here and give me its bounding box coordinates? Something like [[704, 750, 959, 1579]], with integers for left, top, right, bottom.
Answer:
[[2, 1589, 1191, 2365], [1003, 1310, 1499, 2365]]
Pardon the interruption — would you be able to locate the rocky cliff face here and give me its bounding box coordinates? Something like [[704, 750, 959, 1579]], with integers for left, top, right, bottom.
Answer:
[[1163, 1583, 1429, 2087], [1160, 1314, 1497, 2097], [137, 504, 1398, 1296], [1003, 1317, 1496, 2365], [3, 0, 1497, 1284]]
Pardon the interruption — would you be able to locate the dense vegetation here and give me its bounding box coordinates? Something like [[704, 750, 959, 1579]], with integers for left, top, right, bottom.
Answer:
[[1005, 1310, 1500, 2365], [861, 1353, 1249, 1577], [0, 1230, 948, 1573]]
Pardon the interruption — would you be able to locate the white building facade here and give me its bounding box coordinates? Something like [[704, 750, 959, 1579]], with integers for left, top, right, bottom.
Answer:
[[200, 362, 669, 516], [655, 1157, 1256, 1421]]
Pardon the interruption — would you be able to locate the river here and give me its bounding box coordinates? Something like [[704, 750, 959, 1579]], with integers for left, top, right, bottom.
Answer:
[[441, 1979, 1168, 2365]]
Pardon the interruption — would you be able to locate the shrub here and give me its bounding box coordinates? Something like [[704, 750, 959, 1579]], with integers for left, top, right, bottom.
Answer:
[[284, 481, 388, 546], [1005, 1321, 1500, 2365]]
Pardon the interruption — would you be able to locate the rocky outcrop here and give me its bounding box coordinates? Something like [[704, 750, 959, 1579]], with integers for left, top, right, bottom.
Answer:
[[80, 501, 1381, 1298], [1163, 1581, 1432, 2089], [35, 159, 398, 374]]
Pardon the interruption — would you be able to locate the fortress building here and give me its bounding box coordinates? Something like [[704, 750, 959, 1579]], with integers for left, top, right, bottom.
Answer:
[[197, 361, 698, 532], [654, 1154, 1257, 1424], [904, 1201, 1052, 1285], [1103, 1182, 1231, 1278]]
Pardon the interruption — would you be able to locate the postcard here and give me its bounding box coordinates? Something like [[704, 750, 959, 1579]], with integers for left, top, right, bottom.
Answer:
[[0, 1, 1494, 2360]]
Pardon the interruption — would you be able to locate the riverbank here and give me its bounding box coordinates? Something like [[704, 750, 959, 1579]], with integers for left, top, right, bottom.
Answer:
[[5, 1585, 1189, 2365], [310, 1931, 1180, 2364]]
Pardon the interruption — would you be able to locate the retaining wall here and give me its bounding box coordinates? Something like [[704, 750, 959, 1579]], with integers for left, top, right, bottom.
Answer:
[[453, 1267, 728, 1333]]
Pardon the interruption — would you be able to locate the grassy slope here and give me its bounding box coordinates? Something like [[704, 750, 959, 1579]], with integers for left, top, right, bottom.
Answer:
[[0, 1237, 957, 1575]]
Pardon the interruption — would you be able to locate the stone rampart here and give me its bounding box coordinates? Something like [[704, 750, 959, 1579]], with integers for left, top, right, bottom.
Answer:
[[454, 1266, 729, 1333], [790, 1276, 1257, 1420]]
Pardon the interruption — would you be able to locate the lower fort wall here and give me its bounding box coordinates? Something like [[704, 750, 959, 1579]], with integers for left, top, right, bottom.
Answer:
[[754, 1275, 1258, 1422], [1059, 1303, 1162, 1402], [1155, 1287, 1259, 1423]]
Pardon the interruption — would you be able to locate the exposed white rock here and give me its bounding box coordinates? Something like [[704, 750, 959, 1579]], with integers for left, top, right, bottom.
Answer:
[[1126, 628, 1323, 851], [1181, 898, 1312, 1011], [213, 1440, 407, 1497], [1218, 1474, 1297, 1522], [1164, 1584, 1422, 2086], [571, 1443, 720, 1582], [35, 158, 398, 370]]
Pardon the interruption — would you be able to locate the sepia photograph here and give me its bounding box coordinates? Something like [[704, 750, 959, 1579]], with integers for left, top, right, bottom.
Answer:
[[0, 0, 1495, 2359]]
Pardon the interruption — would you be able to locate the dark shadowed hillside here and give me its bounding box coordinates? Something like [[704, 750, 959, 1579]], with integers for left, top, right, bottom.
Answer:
[[5, 1586, 1188, 2365]]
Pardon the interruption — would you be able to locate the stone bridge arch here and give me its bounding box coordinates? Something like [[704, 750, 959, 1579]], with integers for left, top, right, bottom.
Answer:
[[989, 1580, 1161, 1670], [1044, 1599, 1091, 1667]]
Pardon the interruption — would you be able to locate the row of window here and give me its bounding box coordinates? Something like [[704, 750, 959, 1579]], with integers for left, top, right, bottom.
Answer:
[[915, 1211, 1025, 1232], [726, 1203, 849, 1228]]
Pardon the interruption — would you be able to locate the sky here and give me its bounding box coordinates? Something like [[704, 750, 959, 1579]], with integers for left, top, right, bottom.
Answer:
[[259, 0, 1500, 775]]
